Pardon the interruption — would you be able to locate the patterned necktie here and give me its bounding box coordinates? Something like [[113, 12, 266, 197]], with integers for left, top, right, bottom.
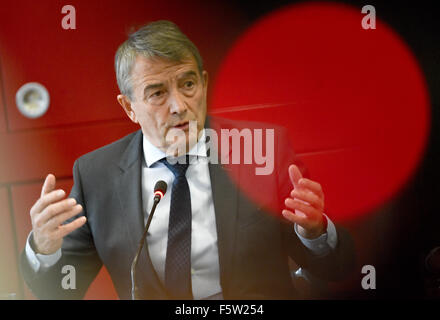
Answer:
[[160, 156, 193, 299]]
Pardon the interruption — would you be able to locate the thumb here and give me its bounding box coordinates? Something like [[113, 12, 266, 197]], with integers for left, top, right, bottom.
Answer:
[[288, 164, 303, 189], [41, 174, 56, 197]]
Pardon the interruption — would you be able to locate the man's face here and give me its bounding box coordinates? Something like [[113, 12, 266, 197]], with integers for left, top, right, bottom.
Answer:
[[118, 54, 208, 155]]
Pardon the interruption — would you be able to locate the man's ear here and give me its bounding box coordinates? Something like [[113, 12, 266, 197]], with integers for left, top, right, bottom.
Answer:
[[117, 94, 137, 123], [202, 70, 209, 92]]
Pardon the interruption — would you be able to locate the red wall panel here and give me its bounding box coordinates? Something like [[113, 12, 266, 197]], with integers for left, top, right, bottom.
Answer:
[[0, 120, 138, 184]]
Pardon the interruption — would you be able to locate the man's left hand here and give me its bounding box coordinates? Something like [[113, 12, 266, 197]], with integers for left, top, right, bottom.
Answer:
[[282, 164, 326, 239]]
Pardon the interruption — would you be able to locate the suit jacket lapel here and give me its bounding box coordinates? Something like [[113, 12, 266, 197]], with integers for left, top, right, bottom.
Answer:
[[208, 162, 239, 293], [205, 116, 239, 293], [115, 129, 167, 299]]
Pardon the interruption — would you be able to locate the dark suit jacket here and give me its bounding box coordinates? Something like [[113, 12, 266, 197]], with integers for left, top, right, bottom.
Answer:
[[20, 117, 355, 299]]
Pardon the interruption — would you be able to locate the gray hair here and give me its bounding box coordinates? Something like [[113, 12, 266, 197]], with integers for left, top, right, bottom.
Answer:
[[115, 20, 204, 100]]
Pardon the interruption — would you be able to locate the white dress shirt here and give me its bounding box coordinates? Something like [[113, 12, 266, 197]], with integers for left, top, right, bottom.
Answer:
[[25, 129, 338, 299]]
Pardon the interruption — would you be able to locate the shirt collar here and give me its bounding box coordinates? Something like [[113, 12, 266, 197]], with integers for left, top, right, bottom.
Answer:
[[142, 129, 207, 168]]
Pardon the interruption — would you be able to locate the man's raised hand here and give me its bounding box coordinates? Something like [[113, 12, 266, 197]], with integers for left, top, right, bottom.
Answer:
[[282, 164, 326, 239], [30, 174, 86, 255]]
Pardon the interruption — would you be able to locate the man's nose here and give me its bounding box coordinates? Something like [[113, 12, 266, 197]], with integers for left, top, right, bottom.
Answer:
[[169, 92, 187, 114]]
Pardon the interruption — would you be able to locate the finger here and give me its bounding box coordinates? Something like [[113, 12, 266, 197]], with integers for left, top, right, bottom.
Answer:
[[31, 189, 66, 218], [34, 197, 76, 226], [291, 189, 324, 211], [284, 198, 319, 219], [299, 178, 324, 197], [55, 216, 87, 239], [45, 204, 83, 230], [288, 164, 303, 189], [282, 209, 307, 225], [41, 174, 56, 198]]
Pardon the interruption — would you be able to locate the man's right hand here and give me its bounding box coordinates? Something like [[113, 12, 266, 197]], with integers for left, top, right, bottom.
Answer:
[[30, 174, 86, 255]]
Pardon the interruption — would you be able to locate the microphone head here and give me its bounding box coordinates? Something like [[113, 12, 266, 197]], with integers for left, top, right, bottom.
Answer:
[[154, 180, 167, 200]]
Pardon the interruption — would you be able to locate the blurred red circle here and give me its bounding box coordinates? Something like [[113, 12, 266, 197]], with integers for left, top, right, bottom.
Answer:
[[209, 2, 430, 221]]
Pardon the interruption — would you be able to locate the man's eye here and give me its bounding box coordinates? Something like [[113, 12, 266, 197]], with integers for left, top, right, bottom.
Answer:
[[151, 91, 163, 98], [184, 81, 194, 89]]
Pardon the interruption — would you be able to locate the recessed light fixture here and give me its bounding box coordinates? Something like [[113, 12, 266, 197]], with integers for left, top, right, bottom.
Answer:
[[16, 82, 50, 119]]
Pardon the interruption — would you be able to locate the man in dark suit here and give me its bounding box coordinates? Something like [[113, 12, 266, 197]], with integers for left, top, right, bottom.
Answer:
[[20, 20, 355, 299]]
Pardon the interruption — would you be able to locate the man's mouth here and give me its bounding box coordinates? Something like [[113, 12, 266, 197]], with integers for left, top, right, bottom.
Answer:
[[173, 121, 189, 130]]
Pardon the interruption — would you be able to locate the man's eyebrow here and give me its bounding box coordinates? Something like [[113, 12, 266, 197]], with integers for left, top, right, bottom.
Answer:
[[143, 83, 164, 97], [178, 70, 198, 79]]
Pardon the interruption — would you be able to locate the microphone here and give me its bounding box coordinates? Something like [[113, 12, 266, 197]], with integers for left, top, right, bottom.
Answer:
[[131, 180, 167, 300]]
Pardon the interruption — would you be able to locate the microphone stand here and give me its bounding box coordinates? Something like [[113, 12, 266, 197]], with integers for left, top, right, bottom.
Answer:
[[130, 196, 161, 300]]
